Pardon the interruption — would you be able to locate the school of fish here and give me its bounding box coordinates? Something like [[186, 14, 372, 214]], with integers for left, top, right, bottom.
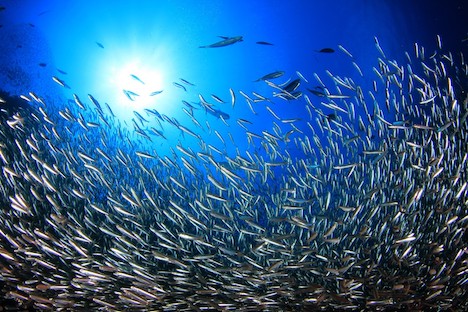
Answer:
[[0, 36, 467, 311]]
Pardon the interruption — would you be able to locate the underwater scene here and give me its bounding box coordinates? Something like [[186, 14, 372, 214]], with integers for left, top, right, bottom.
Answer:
[[0, 1, 467, 311]]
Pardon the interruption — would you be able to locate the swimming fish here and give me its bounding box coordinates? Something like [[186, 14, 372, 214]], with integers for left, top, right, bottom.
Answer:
[[307, 88, 326, 97], [283, 78, 301, 93], [211, 94, 226, 104], [56, 68, 67, 75], [179, 78, 195, 86], [316, 48, 335, 53], [173, 82, 187, 91], [52, 76, 70, 89], [130, 74, 145, 85], [123, 89, 139, 101], [256, 41, 274, 45], [205, 106, 230, 119], [255, 70, 285, 82], [199, 36, 243, 48], [0, 37, 466, 311], [149, 90, 163, 96]]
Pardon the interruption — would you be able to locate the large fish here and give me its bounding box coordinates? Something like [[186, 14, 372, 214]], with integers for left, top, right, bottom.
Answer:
[[254, 70, 284, 82], [199, 36, 243, 48]]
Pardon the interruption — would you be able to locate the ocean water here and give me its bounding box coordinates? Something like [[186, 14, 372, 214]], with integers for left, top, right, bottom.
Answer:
[[1, 1, 466, 156], [0, 1, 467, 310]]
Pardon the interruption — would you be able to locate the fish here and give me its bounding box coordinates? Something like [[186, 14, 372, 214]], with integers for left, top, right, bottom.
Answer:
[[149, 90, 163, 96], [256, 41, 274, 45], [283, 78, 301, 93], [316, 48, 335, 53], [87, 94, 102, 112], [173, 82, 187, 91], [338, 44, 354, 58], [130, 74, 145, 85], [179, 78, 195, 86], [52, 76, 70, 89], [180, 100, 198, 111], [307, 87, 326, 97], [199, 36, 243, 48], [229, 88, 236, 107], [254, 70, 285, 82], [133, 111, 149, 123], [0, 35, 466, 311], [123, 89, 139, 101], [144, 108, 162, 119], [296, 70, 308, 83], [177, 124, 200, 139], [56, 68, 67, 75], [211, 94, 225, 104]]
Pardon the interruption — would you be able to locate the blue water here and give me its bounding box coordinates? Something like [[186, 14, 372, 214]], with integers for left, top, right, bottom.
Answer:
[[0, 1, 467, 309], [0, 1, 465, 175], [1, 2, 466, 158], [0, 1, 465, 164]]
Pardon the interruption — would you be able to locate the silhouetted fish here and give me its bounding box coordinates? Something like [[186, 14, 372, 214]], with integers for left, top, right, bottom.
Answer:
[[307, 88, 326, 97], [179, 78, 195, 86], [256, 41, 274, 45], [130, 74, 145, 85], [316, 48, 335, 53], [255, 71, 284, 82], [199, 36, 243, 48], [149, 90, 163, 96], [283, 79, 300, 93], [173, 82, 187, 91], [123, 89, 139, 101]]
